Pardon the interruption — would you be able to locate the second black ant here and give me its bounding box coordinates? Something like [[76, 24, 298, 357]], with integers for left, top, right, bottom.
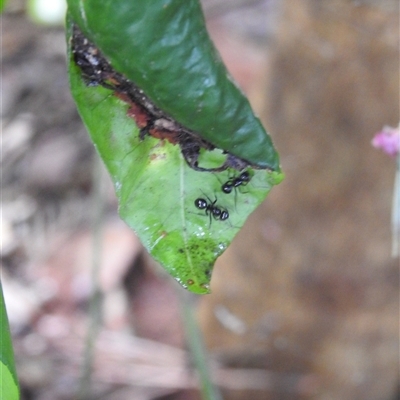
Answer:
[[221, 171, 251, 194]]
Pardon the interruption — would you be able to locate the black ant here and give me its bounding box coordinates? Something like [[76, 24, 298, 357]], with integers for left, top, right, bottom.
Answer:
[[221, 171, 251, 194], [194, 195, 229, 226]]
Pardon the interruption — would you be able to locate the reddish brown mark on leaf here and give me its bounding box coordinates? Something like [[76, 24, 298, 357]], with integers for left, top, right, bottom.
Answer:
[[114, 91, 182, 145], [115, 92, 149, 129]]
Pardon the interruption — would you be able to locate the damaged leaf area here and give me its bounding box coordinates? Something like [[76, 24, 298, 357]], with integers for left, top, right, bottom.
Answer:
[[71, 24, 254, 173], [66, 13, 283, 293], [66, 0, 281, 170]]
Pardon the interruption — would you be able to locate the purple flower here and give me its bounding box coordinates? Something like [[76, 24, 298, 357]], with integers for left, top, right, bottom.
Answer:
[[372, 125, 400, 157]]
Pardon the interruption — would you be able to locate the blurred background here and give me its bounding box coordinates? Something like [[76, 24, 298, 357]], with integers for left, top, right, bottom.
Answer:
[[1, 0, 399, 399]]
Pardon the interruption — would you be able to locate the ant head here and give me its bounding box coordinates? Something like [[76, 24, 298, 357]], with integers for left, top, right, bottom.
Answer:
[[194, 198, 207, 210], [222, 182, 233, 193], [240, 171, 251, 183]]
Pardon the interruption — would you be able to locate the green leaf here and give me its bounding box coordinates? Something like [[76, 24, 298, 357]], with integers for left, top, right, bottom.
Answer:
[[67, 20, 283, 293], [0, 364, 19, 400], [0, 284, 19, 400], [66, 0, 280, 170]]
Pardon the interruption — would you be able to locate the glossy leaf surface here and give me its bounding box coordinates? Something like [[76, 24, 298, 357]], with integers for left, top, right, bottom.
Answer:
[[67, 22, 283, 293], [66, 0, 280, 170]]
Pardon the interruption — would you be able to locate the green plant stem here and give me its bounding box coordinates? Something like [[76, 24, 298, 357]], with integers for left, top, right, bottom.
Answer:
[[77, 156, 106, 400], [178, 289, 223, 400]]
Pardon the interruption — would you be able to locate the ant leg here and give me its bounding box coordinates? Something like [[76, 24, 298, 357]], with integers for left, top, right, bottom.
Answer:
[[199, 190, 214, 206]]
